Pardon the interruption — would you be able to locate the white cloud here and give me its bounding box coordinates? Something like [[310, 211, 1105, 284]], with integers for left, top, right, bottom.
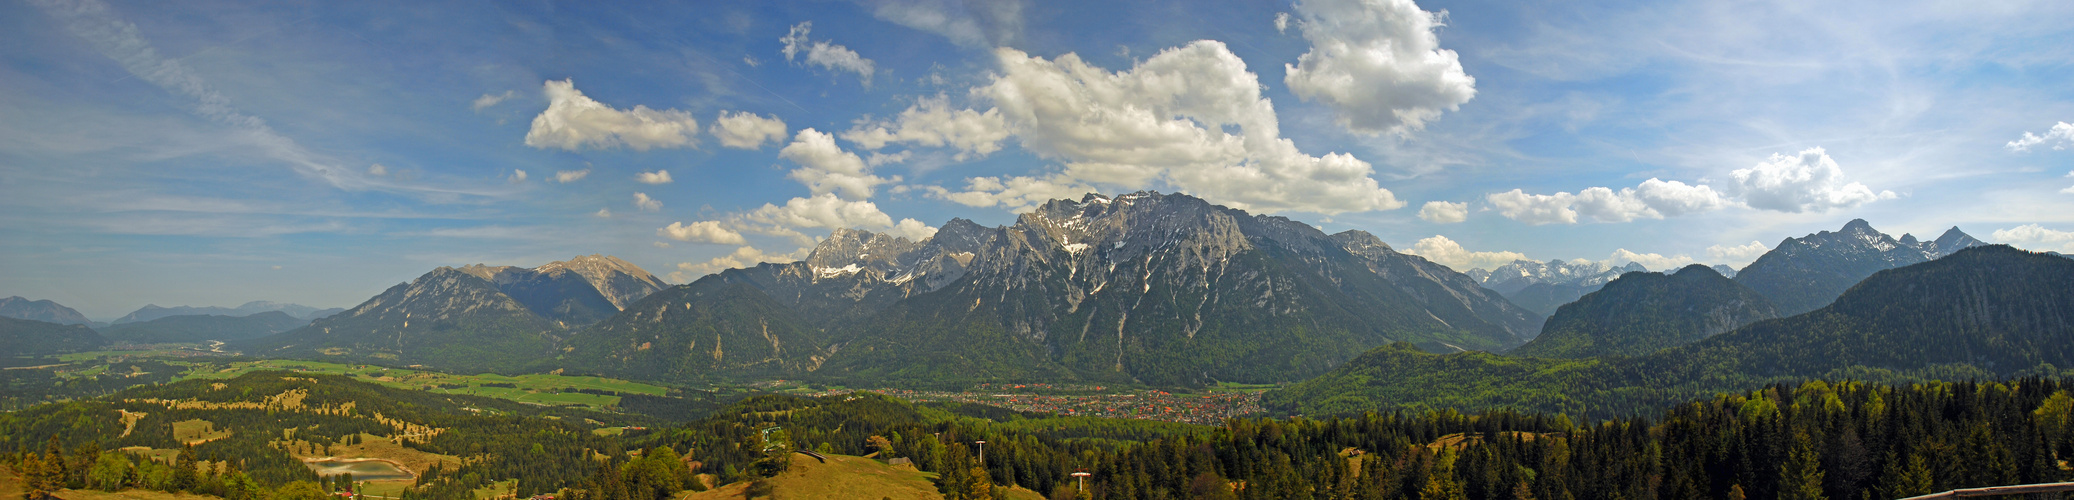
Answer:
[[1418, 200, 1467, 223], [975, 42, 1403, 215], [1283, 0, 1477, 135], [633, 192, 662, 211], [1274, 12, 1292, 34], [367, 164, 387, 176], [864, 0, 1024, 48], [1404, 235, 1531, 271], [1606, 248, 1696, 271], [658, 220, 748, 245], [1992, 224, 2074, 252], [1729, 147, 1895, 213], [1706, 240, 1770, 265], [636, 170, 673, 185], [553, 169, 590, 183], [1486, 189, 1576, 225], [652, 241, 670, 248], [1487, 178, 1729, 224], [471, 90, 517, 111], [888, 218, 939, 241], [509, 169, 528, 183], [780, 22, 876, 87], [669, 246, 809, 282], [923, 175, 1095, 214], [594, 208, 611, 218], [711, 111, 788, 150], [744, 193, 896, 232], [2007, 121, 2074, 152], [841, 95, 1010, 160], [524, 79, 701, 151], [780, 129, 891, 201]]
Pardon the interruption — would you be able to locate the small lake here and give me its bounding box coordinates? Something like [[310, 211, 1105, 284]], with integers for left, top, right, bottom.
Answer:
[[303, 458, 412, 480]]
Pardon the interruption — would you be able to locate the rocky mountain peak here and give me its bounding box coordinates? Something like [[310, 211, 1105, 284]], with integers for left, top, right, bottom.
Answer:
[[1929, 227, 1986, 257], [805, 228, 921, 274]]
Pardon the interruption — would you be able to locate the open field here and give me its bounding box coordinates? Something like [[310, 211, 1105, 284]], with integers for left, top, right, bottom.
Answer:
[[688, 453, 1045, 500], [170, 359, 668, 409]]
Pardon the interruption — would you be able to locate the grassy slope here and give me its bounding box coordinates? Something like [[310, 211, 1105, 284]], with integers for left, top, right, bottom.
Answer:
[[689, 453, 1043, 500]]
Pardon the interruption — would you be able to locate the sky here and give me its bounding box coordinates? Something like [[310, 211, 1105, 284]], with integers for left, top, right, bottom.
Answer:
[[2, 0, 2071, 319]]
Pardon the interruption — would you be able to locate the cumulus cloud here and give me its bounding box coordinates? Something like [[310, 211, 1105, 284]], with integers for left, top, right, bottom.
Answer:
[[524, 79, 701, 151], [1487, 178, 1729, 225], [744, 193, 896, 231], [1706, 240, 1770, 265], [923, 175, 1097, 214], [1992, 224, 2074, 253], [1418, 200, 1468, 223], [636, 170, 673, 185], [780, 22, 876, 87], [595, 208, 611, 218], [1605, 248, 1696, 271], [863, 0, 1025, 48], [472, 90, 517, 111], [509, 169, 528, 183], [1729, 147, 1895, 213], [2007, 122, 2074, 152], [1283, 0, 1477, 135], [1404, 235, 1531, 271], [974, 41, 1403, 215], [710, 111, 788, 149], [553, 169, 590, 183], [367, 164, 387, 176], [780, 129, 892, 200], [888, 218, 939, 241], [658, 220, 748, 245], [632, 192, 662, 211], [1274, 12, 1292, 34], [669, 246, 810, 282], [841, 95, 1010, 160]]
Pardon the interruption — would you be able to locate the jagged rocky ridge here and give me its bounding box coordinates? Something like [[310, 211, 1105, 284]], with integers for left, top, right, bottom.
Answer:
[[1735, 219, 1986, 316], [578, 192, 1544, 386], [1468, 260, 1649, 317]]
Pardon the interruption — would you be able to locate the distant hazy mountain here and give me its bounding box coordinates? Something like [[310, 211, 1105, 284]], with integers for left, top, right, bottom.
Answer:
[[113, 300, 342, 324], [1710, 264, 1738, 278], [0, 296, 96, 326], [243, 255, 664, 373], [303, 308, 347, 320], [101, 311, 308, 344], [1467, 260, 1647, 316], [1508, 265, 1777, 358], [1265, 245, 2071, 418], [1735, 219, 1986, 315], [0, 316, 107, 357]]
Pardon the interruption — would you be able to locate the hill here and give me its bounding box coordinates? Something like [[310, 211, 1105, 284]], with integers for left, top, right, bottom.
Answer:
[[0, 316, 107, 357], [1507, 265, 1777, 358], [1734, 219, 1984, 315], [0, 296, 97, 326], [688, 453, 1044, 500], [1264, 245, 2074, 419], [560, 278, 829, 381], [100, 311, 308, 343]]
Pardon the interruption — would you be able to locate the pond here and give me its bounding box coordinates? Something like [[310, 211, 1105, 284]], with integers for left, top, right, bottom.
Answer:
[[302, 458, 413, 481]]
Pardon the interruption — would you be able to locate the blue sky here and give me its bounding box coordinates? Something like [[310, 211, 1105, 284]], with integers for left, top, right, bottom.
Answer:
[[3, 0, 2071, 319]]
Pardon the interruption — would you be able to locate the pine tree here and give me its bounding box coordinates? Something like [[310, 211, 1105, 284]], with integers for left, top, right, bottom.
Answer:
[[1421, 449, 1468, 500], [1779, 430, 1826, 500]]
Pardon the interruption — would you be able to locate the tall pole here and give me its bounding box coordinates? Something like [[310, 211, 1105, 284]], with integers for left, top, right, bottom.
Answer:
[[975, 440, 987, 466], [1072, 471, 1091, 491]]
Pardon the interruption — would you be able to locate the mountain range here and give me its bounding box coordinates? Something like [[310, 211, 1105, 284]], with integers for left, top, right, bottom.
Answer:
[[113, 301, 344, 324], [0, 296, 98, 326], [1469, 260, 1649, 316], [1264, 244, 2071, 418], [1734, 219, 1985, 316], [0, 316, 106, 358], [100, 311, 310, 344], [1507, 264, 1777, 358], [238, 255, 668, 372]]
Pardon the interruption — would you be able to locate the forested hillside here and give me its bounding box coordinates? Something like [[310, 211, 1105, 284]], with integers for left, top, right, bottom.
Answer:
[[1267, 245, 2074, 419]]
